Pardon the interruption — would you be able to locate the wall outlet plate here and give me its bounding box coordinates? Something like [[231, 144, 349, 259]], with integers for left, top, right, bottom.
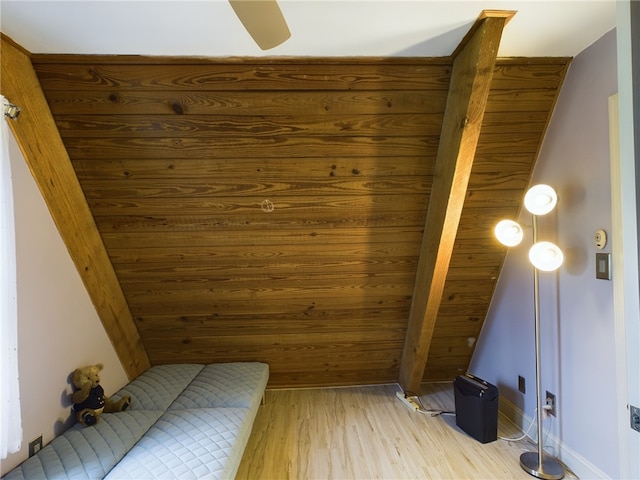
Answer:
[[630, 405, 640, 433], [518, 375, 526, 394], [28, 435, 43, 457], [545, 391, 557, 417]]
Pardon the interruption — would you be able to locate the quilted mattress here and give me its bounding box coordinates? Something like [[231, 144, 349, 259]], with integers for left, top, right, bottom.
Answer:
[[104, 408, 255, 479], [3, 362, 269, 480], [2, 410, 163, 480]]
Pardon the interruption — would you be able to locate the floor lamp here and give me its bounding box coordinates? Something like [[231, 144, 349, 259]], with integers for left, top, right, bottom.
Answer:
[[494, 184, 565, 480]]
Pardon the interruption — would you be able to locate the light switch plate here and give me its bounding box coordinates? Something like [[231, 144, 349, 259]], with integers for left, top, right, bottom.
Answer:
[[596, 252, 611, 280]]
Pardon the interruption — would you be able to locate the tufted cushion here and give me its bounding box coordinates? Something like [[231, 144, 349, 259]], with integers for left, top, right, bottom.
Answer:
[[2, 363, 268, 480], [113, 364, 204, 411], [3, 410, 163, 480], [168, 362, 268, 411], [104, 408, 254, 480]]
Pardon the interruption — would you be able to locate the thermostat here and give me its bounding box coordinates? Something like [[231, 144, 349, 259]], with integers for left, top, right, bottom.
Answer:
[[594, 229, 607, 250]]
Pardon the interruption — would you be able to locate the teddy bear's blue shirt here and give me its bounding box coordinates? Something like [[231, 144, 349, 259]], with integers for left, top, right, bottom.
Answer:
[[73, 384, 105, 412]]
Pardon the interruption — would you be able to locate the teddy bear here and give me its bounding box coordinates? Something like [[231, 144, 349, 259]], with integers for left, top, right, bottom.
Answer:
[[71, 363, 131, 427]]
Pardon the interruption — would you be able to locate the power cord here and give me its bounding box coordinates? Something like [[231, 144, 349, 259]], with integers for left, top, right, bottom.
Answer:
[[397, 387, 558, 454], [396, 390, 455, 417], [414, 393, 455, 417], [499, 408, 538, 442], [499, 405, 554, 447]]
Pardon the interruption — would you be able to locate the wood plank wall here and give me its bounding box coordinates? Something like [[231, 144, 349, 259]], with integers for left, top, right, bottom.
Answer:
[[31, 56, 569, 387], [425, 59, 570, 380]]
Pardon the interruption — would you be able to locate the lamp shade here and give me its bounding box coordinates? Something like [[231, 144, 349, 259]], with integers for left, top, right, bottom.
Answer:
[[495, 220, 524, 247], [529, 241, 564, 271], [524, 184, 558, 216]]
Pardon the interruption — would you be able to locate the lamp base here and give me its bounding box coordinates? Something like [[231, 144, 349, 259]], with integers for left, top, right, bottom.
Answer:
[[520, 451, 564, 480]]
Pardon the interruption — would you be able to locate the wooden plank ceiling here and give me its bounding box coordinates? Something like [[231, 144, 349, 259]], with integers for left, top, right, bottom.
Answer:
[[27, 38, 569, 387]]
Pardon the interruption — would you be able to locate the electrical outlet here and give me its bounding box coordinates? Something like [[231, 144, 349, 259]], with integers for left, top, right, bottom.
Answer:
[[545, 391, 556, 417], [518, 375, 526, 394], [28, 435, 43, 457], [630, 404, 640, 433]]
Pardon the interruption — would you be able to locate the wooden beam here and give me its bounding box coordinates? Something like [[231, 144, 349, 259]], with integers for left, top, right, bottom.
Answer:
[[1, 34, 150, 379], [398, 11, 514, 393]]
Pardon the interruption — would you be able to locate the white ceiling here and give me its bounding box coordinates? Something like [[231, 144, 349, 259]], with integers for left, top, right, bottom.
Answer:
[[1, 0, 616, 58]]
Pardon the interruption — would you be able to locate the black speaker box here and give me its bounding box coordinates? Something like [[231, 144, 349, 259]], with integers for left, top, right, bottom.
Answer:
[[453, 374, 498, 444]]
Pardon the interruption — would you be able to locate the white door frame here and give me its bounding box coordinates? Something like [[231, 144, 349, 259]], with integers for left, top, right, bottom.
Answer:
[[612, 2, 640, 477]]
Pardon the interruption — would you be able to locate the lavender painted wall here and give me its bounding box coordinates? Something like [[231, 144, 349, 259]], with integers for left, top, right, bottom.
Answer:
[[470, 28, 619, 478]]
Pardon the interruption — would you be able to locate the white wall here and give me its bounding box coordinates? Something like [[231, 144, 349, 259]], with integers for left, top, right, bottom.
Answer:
[[470, 29, 619, 478], [0, 130, 128, 474]]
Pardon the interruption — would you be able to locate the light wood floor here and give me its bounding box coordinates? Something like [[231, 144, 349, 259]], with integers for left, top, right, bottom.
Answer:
[[236, 383, 577, 480]]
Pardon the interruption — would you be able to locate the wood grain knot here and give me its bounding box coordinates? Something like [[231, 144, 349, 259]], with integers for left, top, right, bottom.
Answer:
[[172, 102, 185, 114]]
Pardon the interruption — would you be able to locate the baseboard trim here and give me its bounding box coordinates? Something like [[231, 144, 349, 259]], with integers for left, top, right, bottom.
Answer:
[[499, 397, 608, 479]]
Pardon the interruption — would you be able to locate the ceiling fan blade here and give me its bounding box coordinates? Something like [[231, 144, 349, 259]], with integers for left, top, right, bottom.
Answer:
[[228, 0, 291, 50]]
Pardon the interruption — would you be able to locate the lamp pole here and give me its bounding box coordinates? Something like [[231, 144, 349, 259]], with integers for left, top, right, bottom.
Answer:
[[495, 184, 566, 479], [519, 214, 564, 480]]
